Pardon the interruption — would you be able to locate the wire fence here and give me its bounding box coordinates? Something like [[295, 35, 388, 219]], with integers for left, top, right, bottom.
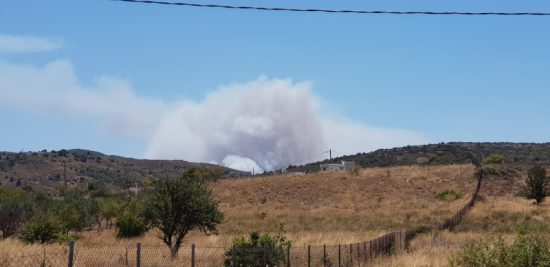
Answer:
[[0, 232, 403, 267], [403, 163, 484, 246], [438, 163, 484, 231], [0, 248, 69, 267]]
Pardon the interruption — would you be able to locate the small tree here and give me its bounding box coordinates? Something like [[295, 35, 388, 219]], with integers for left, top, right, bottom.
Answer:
[[0, 200, 30, 238], [145, 168, 224, 259], [20, 214, 63, 244], [99, 198, 121, 229], [0, 188, 32, 239], [525, 166, 548, 205]]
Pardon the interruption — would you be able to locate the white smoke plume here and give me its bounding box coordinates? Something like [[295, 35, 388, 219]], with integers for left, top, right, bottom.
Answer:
[[0, 59, 170, 138], [145, 77, 428, 172], [145, 78, 326, 172]]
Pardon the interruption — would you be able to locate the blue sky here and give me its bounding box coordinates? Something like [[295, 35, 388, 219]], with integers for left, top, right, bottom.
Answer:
[[0, 1, 549, 169]]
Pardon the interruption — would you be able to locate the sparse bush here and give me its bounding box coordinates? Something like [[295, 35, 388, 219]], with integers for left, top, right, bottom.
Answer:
[[436, 190, 461, 201], [452, 234, 550, 267], [224, 226, 290, 267], [525, 166, 548, 205], [20, 214, 63, 244], [115, 212, 148, 238], [484, 154, 504, 164]]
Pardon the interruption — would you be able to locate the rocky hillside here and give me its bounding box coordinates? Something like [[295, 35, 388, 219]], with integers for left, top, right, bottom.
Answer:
[[289, 142, 550, 173], [0, 149, 241, 193]]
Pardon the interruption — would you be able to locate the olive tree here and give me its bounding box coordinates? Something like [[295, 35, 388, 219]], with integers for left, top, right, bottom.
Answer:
[[145, 168, 224, 259]]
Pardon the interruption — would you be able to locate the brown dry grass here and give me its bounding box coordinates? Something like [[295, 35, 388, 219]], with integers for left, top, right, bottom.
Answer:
[[212, 164, 476, 236], [371, 231, 481, 267]]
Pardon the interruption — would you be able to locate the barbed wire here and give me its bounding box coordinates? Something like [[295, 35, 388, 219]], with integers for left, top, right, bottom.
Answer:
[[114, 0, 550, 16]]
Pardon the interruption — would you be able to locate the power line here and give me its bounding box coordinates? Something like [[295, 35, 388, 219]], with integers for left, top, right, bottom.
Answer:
[[115, 0, 550, 16]]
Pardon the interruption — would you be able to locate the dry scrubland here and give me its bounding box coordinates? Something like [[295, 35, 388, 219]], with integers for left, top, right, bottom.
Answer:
[[2, 164, 550, 266]]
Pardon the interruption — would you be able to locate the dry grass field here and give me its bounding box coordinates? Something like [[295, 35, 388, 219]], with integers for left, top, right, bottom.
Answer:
[[2, 164, 549, 266], [212, 164, 476, 238]]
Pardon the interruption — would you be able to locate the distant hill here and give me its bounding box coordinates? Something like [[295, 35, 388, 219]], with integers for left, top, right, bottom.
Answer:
[[0, 149, 243, 193], [2, 142, 549, 192], [288, 142, 550, 173]]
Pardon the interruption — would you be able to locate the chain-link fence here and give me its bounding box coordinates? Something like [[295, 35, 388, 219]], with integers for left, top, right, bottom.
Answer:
[[0, 247, 68, 267], [0, 232, 403, 267]]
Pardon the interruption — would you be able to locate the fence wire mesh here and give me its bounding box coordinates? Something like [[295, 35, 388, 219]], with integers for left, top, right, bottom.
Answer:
[[0, 232, 402, 267], [74, 245, 136, 267], [0, 248, 68, 267]]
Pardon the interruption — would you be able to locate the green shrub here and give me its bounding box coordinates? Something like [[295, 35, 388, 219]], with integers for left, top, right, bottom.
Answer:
[[525, 166, 548, 205], [436, 190, 461, 201], [484, 154, 504, 164], [224, 226, 290, 267], [20, 214, 63, 244], [452, 234, 550, 267], [115, 212, 148, 238]]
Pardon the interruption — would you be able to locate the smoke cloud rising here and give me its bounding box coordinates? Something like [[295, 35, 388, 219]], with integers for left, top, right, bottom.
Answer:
[[145, 78, 326, 172], [0, 34, 428, 172], [145, 77, 428, 172]]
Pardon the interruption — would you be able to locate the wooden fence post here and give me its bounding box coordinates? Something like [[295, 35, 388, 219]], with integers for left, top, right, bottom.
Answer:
[[136, 243, 141, 267], [191, 244, 195, 267], [67, 240, 75, 267]]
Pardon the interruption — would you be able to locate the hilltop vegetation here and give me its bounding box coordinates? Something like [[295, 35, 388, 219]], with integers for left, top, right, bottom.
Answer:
[[1, 142, 549, 194], [289, 142, 550, 173], [0, 149, 239, 194]]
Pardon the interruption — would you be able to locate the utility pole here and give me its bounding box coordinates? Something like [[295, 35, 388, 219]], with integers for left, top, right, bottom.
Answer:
[[329, 149, 332, 160], [63, 160, 67, 186]]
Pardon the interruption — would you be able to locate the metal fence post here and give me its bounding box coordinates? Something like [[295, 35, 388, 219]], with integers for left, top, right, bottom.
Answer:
[[307, 245, 311, 267], [136, 243, 141, 267], [191, 244, 195, 267], [67, 240, 75, 267]]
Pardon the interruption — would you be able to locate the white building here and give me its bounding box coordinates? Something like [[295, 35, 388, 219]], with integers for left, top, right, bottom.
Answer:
[[320, 161, 356, 173]]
